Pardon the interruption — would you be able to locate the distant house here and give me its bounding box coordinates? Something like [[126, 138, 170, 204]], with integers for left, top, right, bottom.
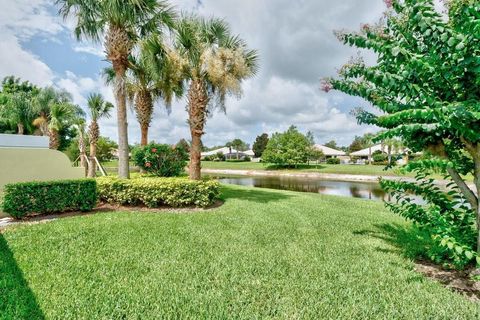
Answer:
[[349, 144, 387, 159], [313, 144, 346, 158], [201, 147, 254, 160]]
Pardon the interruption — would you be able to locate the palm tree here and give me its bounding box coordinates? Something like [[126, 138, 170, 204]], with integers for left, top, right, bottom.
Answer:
[[103, 48, 183, 146], [33, 87, 76, 149], [73, 118, 88, 176], [173, 15, 259, 179], [0, 92, 33, 134], [56, 0, 175, 179], [87, 93, 113, 177]]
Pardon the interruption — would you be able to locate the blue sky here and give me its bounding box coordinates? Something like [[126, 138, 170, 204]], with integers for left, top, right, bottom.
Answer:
[[0, 0, 388, 147]]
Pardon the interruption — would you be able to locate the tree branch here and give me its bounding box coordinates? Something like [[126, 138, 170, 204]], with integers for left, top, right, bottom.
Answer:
[[446, 167, 478, 211]]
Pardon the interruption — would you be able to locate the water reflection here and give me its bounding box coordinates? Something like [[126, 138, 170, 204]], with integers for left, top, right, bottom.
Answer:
[[213, 175, 391, 201]]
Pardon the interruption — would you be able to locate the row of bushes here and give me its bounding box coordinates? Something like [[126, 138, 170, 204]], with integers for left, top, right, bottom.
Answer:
[[1, 177, 220, 219], [97, 177, 220, 208], [1, 179, 98, 219]]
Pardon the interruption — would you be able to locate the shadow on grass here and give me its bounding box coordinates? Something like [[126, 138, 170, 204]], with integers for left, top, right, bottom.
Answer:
[[0, 234, 44, 319], [221, 185, 295, 203], [353, 223, 430, 260]]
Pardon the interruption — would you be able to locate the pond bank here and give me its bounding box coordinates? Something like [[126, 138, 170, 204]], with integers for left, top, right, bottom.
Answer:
[[202, 168, 415, 184]]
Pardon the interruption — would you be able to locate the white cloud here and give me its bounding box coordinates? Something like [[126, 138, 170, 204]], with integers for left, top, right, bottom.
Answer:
[[73, 45, 104, 57], [0, 0, 64, 85], [0, 0, 389, 148]]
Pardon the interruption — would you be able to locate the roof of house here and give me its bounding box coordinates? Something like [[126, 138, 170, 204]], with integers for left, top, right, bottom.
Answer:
[[313, 144, 346, 156], [201, 147, 239, 157], [349, 144, 386, 157]]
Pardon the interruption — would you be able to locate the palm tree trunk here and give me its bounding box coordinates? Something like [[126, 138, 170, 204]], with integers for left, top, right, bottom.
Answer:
[[141, 124, 149, 146], [188, 79, 208, 180], [135, 91, 153, 147], [78, 132, 88, 176], [113, 63, 130, 179], [106, 25, 132, 179], [88, 142, 97, 177], [368, 147, 372, 165], [49, 129, 59, 150], [17, 123, 24, 135]]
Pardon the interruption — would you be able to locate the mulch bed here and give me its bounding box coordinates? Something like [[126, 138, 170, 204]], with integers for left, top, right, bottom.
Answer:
[[415, 260, 480, 302]]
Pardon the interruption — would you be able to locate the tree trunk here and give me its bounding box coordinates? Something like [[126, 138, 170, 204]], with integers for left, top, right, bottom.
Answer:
[[388, 145, 392, 164], [368, 147, 372, 165], [88, 142, 97, 178], [141, 124, 149, 146], [106, 25, 132, 179], [135, 90, 153, 147], [78, 131, 88, 176], [49, 129, 59, 150], [17, 123, 24, 135], [187, 79, 209, 180], [113, 63, 130, 179]]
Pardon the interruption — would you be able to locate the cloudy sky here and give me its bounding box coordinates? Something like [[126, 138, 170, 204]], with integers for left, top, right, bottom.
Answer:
[[0, 0, 388, 148]]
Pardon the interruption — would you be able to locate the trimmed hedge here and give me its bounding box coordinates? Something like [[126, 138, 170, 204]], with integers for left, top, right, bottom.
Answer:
[[97, 176, 220, 208], [326, 158, 341, 165], [2, 179, 97, 219]]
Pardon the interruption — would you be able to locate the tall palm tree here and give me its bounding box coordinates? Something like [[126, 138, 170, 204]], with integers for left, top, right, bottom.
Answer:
[[87, 93, 113, 177], [56, 0, 175, 179], [173, 15, 259, 179]]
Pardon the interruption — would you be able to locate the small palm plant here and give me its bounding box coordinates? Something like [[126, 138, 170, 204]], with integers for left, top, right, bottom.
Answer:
[[87, 93, 113, 177], [0, 92, 33, 134], [172, 15, 259, 179], [73, 118, 88, 176], [56, 0, 175, 179], [33, 87, 77, 149]]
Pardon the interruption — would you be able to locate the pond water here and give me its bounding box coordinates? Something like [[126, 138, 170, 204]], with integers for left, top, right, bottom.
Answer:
[[212, 175, 390, 201]]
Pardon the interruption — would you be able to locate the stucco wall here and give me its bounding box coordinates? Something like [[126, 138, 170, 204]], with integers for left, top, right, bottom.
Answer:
[[0, 148, 84, 190]]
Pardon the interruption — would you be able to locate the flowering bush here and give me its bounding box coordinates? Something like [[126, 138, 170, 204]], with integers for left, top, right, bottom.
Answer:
[[132, 143, 187, 177]]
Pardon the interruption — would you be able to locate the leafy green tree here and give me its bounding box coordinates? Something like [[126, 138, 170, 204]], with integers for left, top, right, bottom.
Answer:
[[87, 93, 114, 177], [228, 138, 248, 159], [306, 131, 315, 145], [172, 15, 259, 179], [324, 140, 338, 149], [175, 139, 190, 161], [252, 133, 269, 158], [96, 137, 118, 163], [324, 0, 480, 267], [57, 0, 175, 179], [348, 136, 364, 153], [262, 126, 312, 167], [0, 76, 39, 134]]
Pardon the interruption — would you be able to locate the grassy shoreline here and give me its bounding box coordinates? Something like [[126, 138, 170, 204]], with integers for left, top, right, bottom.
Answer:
[[1, 185, 479, 318]]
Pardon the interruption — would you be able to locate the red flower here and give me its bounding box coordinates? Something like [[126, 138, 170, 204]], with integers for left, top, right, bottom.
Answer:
[[145, 162, 152, 168], [151, 148, 157, 153]]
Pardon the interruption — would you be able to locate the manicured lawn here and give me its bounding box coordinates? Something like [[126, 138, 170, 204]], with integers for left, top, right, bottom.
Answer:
[[202, 161, 407, 176], [1, 185, 479, 319]]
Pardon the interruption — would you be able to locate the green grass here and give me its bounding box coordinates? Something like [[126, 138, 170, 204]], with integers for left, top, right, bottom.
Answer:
[[1, 185, 479, 319]]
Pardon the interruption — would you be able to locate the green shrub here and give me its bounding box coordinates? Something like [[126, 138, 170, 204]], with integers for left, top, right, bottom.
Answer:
[[97, 176, 220, 208], [326, 158, 341, 165], [244, 156, 251, 162], [132, 143, 187, 177], [373, 153, 387, 163], [2, 179, 97, 219]]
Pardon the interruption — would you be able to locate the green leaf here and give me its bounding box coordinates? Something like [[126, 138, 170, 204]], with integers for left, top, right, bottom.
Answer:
[[448, 37, 456, 47]]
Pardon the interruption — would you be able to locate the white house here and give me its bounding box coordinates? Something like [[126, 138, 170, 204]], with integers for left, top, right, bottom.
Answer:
[[201, 147, 254, 160], [349, 144, 386, 158], [313, 144, 346, 158]]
